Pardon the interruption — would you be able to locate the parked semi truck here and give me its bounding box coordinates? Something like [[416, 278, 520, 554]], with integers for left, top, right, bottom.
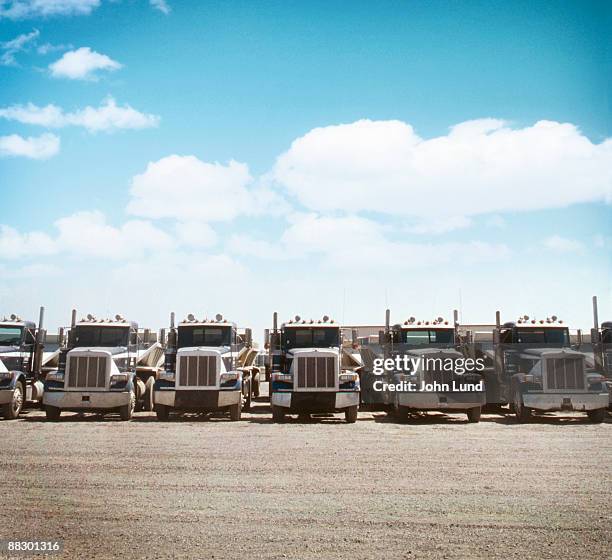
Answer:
[[0, 307, 46, 419], [154, 313, 259, 421], [360, 310, 485, 422], [478, 310, 608, 423], [268, 313, 360, 423], [585, 296, 612, 410], [43, 311, 162, 421]]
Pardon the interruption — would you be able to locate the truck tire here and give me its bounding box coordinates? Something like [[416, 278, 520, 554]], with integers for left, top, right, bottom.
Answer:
[[2, 382, 24, 420], [513, 386, 532, 423], [155, 404, 169, 421], [271, 406, 285, 423], [143, 377, 155, 412], [467, 407, 481, 423], [119, 391, 135, 421], [345, 405, 358, 423], [243, 381, 252, 412], [253, 378, 260, 398], [229, 402, 241, 421], [586, 408, 605, 423], [45, 405, 61, 422]]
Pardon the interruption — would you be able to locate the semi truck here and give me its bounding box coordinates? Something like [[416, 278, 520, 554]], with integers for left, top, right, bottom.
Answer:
[[43, 311, 162, 421], [360, 310, 485, 422], [0, 307, 46, 419], [268, 313, 360, 423], [479, 310, 608, 423], [153, 313, 259, 421], [585, 296, 611, 410]]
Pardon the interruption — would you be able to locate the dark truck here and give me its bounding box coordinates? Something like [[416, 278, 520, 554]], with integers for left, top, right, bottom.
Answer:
[[154, 313, 259, 421], [0, 307, 46, 419]]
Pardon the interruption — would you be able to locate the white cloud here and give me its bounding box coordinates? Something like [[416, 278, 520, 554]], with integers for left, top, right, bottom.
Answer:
[[128, 154, 284, 221], [543, 235, 584, 253], [0, 132, 60, 159], [0, 97, 159, 132], [175, 221, 217, 248], [0, 225, 57, 258], [406, 215, 472, 235], [37, 41, 72, 54], [0, 28, 39, 65], [0, 0, 100, 19], [150, 0, 170, 14], [273, 119, 612, 218], [49, 46, 121, 80]]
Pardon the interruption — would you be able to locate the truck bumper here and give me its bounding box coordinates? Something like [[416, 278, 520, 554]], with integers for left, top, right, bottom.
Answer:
[[43, 390, 130, 411], [271, 391, 359, 412], [154, 389, 240, 410], [397, 391, 485, 411], [523, 392, 609, 411]]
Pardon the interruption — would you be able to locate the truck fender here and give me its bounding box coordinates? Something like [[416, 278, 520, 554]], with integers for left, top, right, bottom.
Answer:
[[4, 371, 26, 392]]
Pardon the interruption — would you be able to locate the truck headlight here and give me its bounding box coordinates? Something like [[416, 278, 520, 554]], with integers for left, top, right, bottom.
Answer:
[[110, 373, 128, 388], [339, 372, 359, 382], [523, 374, 537, 383], [160, 370, 175, 381], [271, 373, 293, 383], [220, 372, 239, 383], [46, 371, 65, 382], [587, 374, 605, 385]]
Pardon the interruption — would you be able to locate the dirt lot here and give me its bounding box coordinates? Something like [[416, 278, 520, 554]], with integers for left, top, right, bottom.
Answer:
[[1, 385, 611, 560]]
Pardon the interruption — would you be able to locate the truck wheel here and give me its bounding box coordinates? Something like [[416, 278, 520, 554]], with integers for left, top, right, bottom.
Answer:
[[155, 404, 169, 421], [271, 406, 285, 423], [229, 402, 242, 421], [253, 378, 260, 398], [345, 405, 358, 423], [45, 406, 61, 422], [467, 407, 481, 423], [513, 387, 532, 423], [2, 382, 24, 420], [586, 408, 605, 423], [119, 391, 136, 421], [143, 377, 155, 412], [243, 382, 252, 411]]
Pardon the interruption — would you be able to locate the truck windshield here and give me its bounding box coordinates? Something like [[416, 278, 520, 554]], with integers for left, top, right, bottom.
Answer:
[[514, 328, 569, 345], [73, 326, 130, 347], [401, 329, 455, 345], [0, 326, 23, 345], [178, 326, 232, 348], [283, 327, 340, 349]]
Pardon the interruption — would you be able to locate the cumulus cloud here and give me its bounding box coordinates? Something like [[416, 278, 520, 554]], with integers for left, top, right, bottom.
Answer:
[[175, 221, 217, 248], [273, 119, 612, 218], [0, 97, 159, 132], [150, 0, 170, 14], [0, 225, 57, 258], [0, 0, 100, 19], [49, 46, 121, 80], [543, 235, 584, 253], [0, 132, 60, 159], [0, 28, 39, 65], [128, 154, 286, 221]]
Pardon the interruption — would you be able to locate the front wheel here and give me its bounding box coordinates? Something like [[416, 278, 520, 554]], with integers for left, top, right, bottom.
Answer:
[[45, 405, 61, 421], [586, 408, 605, 423], [271, 405, 285, 423], [467, 407, 481, 423], [243, 381, 252, 411], [345, 405, 358, 424], [2, 382, 24, 420], [513, 386, 532, 423], [119, 391, 135, 421], [229, 402, 242, 421], [155, 404, 169, 421], [143, 377, 155, 412]]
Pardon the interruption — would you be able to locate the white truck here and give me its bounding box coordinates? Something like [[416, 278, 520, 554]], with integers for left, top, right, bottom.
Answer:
[[153, 313, 259, 421], [0, 307, 46, 419], [268, 313, 360, 423], [43, 311, 162, 421]]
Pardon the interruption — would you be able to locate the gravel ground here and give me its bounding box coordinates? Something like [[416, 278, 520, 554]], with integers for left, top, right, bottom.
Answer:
[[1, 384, 611, 560]]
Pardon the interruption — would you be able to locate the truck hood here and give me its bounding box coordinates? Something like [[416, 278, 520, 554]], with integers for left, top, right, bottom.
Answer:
[[404, 347, 463, 359], [522, 348, 583, 359], [289, 347, 340, 358], [177, 345, 231, 357]]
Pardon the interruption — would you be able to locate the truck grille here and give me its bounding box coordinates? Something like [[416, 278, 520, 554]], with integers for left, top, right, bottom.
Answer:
[[178, 355, 217, 387], [546, 357, 585, 390], [296, 356, 336, 389], [66, 355, 107, 388], [422, 361, 455, 387]]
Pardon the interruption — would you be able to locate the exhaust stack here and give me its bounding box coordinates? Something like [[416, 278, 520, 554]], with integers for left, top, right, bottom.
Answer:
[[71, 309, 77, 328], [453, 309, 459, 327], [495, 310, 501, 329], [593, 296, 599, 330]]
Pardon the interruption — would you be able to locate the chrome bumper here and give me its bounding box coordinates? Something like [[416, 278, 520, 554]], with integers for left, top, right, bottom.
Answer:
[[271, 391, 359, 410], [43, 390, 130, 410], [397, 391, 485, 410], [154, 389, 240, 409], [523, 392, 609, 411]]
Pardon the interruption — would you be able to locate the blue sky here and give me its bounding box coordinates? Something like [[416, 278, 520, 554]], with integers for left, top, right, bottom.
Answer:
[[0, 0, 610, 337]]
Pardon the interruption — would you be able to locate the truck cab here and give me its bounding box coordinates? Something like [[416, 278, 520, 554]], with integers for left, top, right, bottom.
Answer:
[[492, 314, 608, 422], [269, 313, 360, 423], [0, 308, 46, 419], [43, 312, 151, 421], [153, 313, 255, 421], [372, 312, 484, 422]]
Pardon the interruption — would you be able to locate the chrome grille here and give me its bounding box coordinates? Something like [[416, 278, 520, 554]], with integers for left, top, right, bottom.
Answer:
[[66, 355, 107, 388], [546, 357, 585, 390], [178, 355, 217, 387], [422, 360, 455, 386], [296, 356, 336, 389]]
